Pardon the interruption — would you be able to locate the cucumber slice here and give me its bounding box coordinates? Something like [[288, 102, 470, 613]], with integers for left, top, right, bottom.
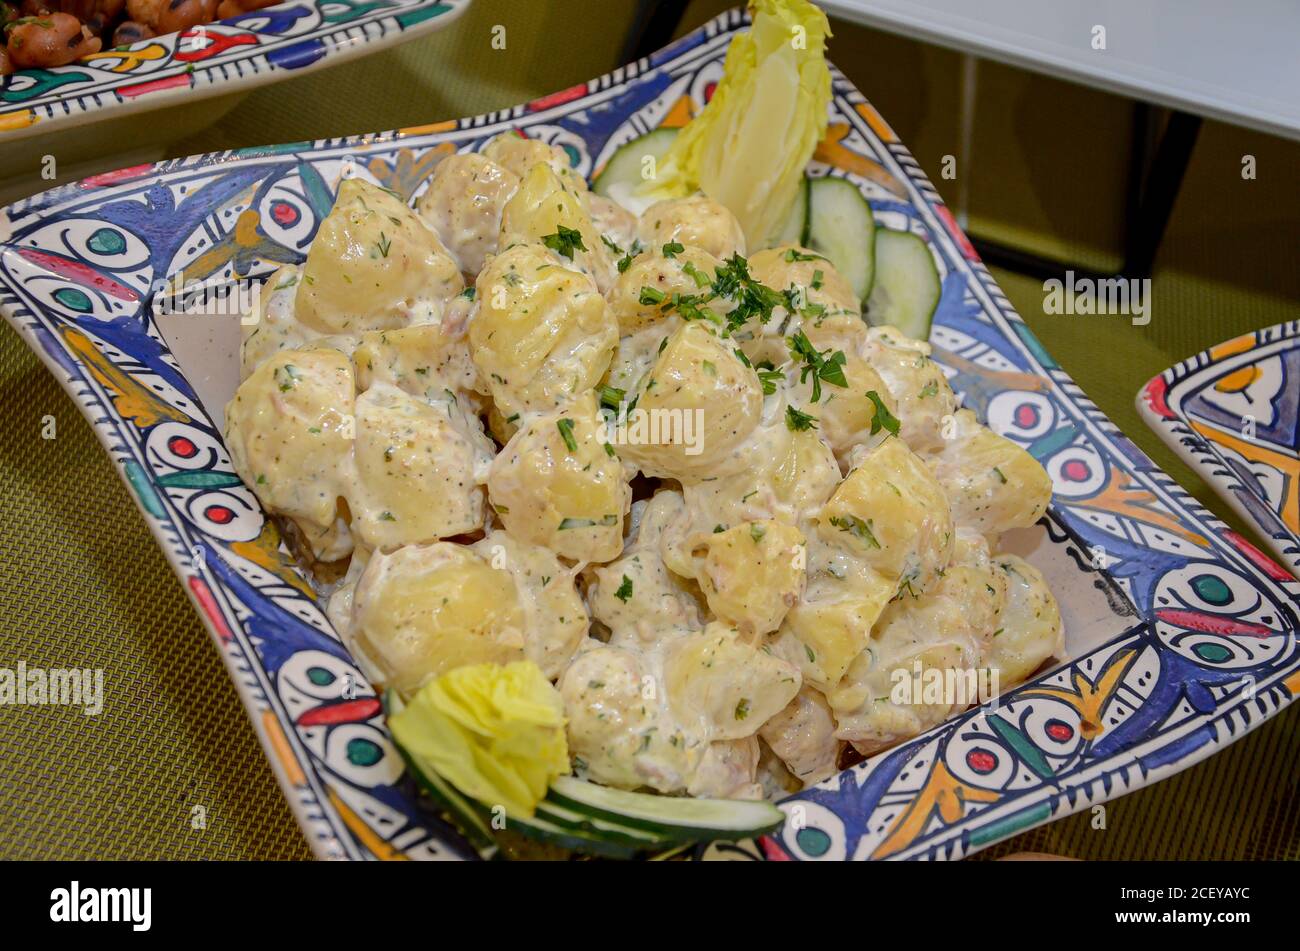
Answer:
[[547, 776, 785, 842], [865, 228, 941, 340], [591, 128, 678, 215], [534, 799, 672, 851], [770, 174, 811, 248], [384, 690, 498, 855], [386, 690, 659, 859], [805, 176, 876, 302], [386, 690, 783, 857], [505, 811, 645, 860]]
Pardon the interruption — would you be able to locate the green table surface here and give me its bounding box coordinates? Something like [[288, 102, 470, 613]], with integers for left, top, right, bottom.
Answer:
[[1, 1, 1296, 860]]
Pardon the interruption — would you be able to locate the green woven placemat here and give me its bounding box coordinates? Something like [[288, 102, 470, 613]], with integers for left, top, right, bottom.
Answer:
[[1, 3, 1296, 860], [0, 329, 311, 859]]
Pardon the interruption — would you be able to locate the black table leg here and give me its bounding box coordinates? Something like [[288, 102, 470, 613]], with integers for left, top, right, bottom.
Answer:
[[1122, 107, 1202, 278], [965, 238, 1108, 284], [621, 0, 693, 65], [968, 103, 1201, 281]]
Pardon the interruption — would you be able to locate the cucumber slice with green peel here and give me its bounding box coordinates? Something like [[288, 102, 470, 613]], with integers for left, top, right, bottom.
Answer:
[[865, 228, 941, 340], [384, 690, 498, 855], [386, 690, 660, 859], [534, 799, 673, 851], [770, 174, 811, 248], [505, 812, 646, 860], [386, 690, 784, 857], [591, 128, 678, 214], [547, 776, 785, 842], [805, 176, 876, 302]]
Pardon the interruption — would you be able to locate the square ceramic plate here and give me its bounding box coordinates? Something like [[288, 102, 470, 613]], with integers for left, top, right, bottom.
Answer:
[[0, 0, 471, 139], [2, 8, 1297, 861], [1138, 322, 1300, 579]]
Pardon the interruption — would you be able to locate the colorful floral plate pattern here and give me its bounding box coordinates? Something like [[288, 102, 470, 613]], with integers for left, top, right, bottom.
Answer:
[[1139, 322, 1300, 579], [0, 0, 471, 138], [2, 9, 1296, 860]]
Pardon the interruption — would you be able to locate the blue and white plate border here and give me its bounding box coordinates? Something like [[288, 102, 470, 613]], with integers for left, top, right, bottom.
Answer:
[[1138, 321, 1300, 579], [0, 8, 1296, 861]]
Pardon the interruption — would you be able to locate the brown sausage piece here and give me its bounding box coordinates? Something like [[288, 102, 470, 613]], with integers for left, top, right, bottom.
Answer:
[[109, 18, 152, 46], [8, 13, 103, 69]]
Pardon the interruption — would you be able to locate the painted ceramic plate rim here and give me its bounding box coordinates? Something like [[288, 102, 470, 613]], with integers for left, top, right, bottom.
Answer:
[[2, 8, 1297, 861], [1136, 320, 1300, 578], [0, 0, 472, 141]]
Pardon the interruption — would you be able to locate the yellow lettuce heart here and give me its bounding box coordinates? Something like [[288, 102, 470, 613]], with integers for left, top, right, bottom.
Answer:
[[645, 0, 832, 246], [389, 661, 569, 819]]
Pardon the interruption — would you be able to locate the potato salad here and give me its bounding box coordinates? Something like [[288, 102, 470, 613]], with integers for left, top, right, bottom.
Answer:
[[227, 128, 1062, 822]]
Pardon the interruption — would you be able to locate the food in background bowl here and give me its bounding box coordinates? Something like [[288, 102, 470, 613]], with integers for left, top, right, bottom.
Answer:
[[0, 0, 279, 73]]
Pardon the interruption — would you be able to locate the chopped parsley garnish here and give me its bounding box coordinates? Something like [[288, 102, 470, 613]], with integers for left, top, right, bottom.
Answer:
[[895, 577, 919, 600], [788, 330, 847, 401], [639, 285, 667, 306], [541, 225, 586, 260], [275, 364, 302, 392], [599, 385, 625, 411], [682, 260, 712, 287], [866, 390, 901, 437], [378, 511, 396, 522], [829, 514, 880, 549], [734, 698, 750, 721], [616, 239, 643, 273], [784, 248, 826, 263], [992, 466, 1007, 484], [556, 418, 579, 452], [756, 362, 784, 395], [918, 380, 938, 399], [667, 291, 723, 326], [712, 253, 785, 333], [798, 299, 827, 321], [817, 349, 848, 389], [600, 234, 623, 256], [787, 327, 819, 363], [786, 405, 818, 431], [661, 241, 684, 258], [615, 575, 633, 603], [750, 522, 767, 543]]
